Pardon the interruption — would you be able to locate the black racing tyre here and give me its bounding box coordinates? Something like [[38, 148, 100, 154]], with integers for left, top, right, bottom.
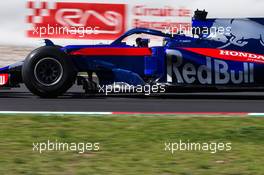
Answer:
[[22, 46, 77, 98]]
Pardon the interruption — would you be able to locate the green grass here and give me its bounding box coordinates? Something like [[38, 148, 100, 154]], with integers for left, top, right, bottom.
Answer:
[[0, 115, 263, 175]]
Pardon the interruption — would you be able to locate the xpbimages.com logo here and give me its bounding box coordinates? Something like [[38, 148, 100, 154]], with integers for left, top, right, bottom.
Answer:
[[32, 140, 100, 154]]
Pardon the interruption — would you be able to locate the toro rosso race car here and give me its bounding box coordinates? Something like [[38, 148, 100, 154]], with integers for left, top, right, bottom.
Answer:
[[1, 10, 264, 97]]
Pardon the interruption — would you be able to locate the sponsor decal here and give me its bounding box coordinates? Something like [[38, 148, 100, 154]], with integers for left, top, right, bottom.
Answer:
[[0, 74, 8, 86], [166, 50, 254, 85], [182, 48, 264, 64], [27, 1, 126, 39]]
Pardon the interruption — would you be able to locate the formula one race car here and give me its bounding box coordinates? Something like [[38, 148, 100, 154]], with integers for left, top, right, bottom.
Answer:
[[1, 10, 264, 97]]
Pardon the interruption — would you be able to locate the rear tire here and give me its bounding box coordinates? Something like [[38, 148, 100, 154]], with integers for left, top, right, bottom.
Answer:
[[22, 46, 77, 98]]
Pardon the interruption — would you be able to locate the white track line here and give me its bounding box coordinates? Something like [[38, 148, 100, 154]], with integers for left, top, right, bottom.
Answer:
[[248, 113, 264, 116], [0, 111, 263, 117], [0, 111, 112, 115]]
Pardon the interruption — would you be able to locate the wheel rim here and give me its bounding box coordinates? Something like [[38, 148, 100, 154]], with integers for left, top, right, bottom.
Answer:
[[34, 57, 63, 86]]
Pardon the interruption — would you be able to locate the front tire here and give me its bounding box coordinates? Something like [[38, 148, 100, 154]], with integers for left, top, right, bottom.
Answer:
[[22, 46, 77, 98]]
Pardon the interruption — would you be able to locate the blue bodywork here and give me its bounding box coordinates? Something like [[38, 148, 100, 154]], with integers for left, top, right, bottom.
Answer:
[[61, 28, 171, 86]]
